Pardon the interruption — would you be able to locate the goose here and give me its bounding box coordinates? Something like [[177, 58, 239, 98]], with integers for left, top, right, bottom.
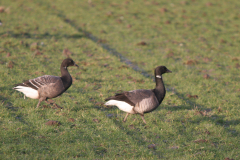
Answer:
[[13, 58, 78, 108], [105, 66, 171, 124]]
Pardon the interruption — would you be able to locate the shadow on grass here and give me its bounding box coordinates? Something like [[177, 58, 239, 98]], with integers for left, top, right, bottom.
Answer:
[[113, 119, 165, 158], [0, 31, 84, 40], [174, 113, 240, 137], [1, 96, 32, 126]]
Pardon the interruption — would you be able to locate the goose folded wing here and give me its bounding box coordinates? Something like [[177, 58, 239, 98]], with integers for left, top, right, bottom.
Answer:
[[24, 75, 61, 89], [105, 92, 135, 106], [124, 89, 154, 105]]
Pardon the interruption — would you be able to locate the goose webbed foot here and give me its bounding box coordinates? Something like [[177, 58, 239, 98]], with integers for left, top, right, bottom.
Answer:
[[45, 100, 63, 109], [53, 103, 63, 109]]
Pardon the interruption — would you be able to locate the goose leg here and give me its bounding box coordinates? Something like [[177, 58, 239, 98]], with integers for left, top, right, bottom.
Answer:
[[36, 97, 46, 108], [36, 100, 42, 108], [140, 114, 147, 124], [123, 113, 130, 122]]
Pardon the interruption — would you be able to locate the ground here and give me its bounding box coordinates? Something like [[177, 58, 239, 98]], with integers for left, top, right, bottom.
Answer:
[[0, 0, 239, 159]]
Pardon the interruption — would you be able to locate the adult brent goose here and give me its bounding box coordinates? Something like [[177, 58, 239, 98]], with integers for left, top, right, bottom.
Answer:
[[13, 58, 78, 108], [105, 66, 171, 124]]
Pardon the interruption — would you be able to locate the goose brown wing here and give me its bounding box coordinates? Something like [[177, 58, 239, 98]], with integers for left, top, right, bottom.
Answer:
[[124, 89, 153, 105], [105, 92, 135, 106], [23, 75, 61, 90]]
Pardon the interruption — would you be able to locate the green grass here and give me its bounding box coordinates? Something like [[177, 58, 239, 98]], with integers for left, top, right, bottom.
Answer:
[[0, 0, 240, 159]]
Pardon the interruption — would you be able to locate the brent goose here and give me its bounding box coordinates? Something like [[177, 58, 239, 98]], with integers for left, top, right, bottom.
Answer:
[[105, 66, 171, 124], [13, 58, 78, 108]]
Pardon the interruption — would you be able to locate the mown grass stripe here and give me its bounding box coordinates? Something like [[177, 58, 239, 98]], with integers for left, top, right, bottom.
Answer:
[[1, 0, 239, 159]]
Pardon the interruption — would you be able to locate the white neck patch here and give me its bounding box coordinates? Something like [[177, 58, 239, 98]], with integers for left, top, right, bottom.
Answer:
[[156, 75, 162, 78]]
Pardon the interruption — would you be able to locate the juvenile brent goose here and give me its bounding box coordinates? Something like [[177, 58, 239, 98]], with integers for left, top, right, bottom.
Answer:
[[105, 66, 171, 124], [13, 58, 78, 108]]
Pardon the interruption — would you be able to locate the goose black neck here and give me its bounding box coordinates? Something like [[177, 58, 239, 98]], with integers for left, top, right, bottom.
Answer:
[[60, 65, 72, 90], [153, 76, 166, 104]]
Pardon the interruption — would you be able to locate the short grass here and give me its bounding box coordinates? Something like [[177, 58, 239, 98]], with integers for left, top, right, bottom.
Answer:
[[0, 0, 239, 159]]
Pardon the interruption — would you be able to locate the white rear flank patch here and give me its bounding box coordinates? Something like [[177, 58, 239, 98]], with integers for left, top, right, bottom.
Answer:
[[105, 100, 134, 114], [14, 86, 39, 99], [156, 75, 162, 78]]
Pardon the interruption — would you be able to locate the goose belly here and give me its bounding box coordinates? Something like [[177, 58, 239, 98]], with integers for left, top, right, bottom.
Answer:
[[14, 86, 39, 99], [38, 83, 64, 99], [134, 98, 159, 114], [105, 100, 135, 114]]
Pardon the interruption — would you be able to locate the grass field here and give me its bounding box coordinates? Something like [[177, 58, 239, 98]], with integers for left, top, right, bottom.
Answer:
[[0, 0, 240, 159]]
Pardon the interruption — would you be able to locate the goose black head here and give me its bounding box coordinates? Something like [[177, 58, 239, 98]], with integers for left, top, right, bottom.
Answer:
[[155, 66, 171, 78], [62, 58, 79, 68]]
